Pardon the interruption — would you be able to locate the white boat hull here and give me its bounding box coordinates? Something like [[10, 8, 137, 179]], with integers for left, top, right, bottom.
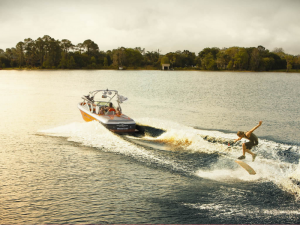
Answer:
[[78, 103, 136, 133]]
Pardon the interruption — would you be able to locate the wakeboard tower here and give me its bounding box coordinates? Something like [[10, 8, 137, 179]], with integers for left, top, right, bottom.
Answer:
[[78, 89, 137, 133]]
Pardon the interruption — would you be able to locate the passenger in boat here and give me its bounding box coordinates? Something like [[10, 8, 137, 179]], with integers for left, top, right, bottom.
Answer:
[[98, 107, 105, 115], [106, 103, 116, 112], [233, 121, 262, 162], [116, 108, 121, 116]]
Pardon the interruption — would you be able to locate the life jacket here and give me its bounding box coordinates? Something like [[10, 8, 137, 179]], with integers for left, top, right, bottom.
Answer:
[[245, 132, 258, 145], [116, 111, 121, 117]]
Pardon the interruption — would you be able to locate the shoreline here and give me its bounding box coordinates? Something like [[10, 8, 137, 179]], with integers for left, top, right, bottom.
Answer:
[[1, 68, 300, 73]]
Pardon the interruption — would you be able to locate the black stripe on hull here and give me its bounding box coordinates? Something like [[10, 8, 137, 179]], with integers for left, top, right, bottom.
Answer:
[[102, 123, 136, 133]]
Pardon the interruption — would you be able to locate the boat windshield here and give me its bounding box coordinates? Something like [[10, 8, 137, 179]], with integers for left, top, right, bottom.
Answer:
[[94, 101, 110, 107]]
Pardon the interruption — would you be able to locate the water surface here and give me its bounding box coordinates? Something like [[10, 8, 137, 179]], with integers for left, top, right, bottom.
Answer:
[[0, 70, 300, 223]]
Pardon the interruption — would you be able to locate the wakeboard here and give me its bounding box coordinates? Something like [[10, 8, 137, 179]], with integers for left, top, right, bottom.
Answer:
[[235, 160, 256, 175]]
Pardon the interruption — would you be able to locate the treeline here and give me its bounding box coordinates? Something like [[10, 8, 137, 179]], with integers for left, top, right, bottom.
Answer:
[[0, 35, 299, 71]]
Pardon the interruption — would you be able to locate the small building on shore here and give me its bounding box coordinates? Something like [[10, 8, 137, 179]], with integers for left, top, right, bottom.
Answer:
[[162, 63, 170, 70], [161, 56, 170, 70]]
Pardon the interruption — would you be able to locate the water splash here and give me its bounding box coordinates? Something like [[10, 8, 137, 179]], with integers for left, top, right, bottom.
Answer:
[[39, 118, 300, 198]]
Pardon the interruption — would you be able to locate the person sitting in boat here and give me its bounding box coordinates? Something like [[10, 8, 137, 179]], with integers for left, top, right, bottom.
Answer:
[[106, 103, 116, 112], [116, 108, 121, 116], [98, 107, 105, 115]]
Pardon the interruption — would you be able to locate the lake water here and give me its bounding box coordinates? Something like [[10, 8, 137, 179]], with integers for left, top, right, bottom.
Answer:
[[1, 70, 300, 223]]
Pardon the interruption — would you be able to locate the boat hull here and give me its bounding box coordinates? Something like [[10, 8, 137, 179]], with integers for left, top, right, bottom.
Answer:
[[78, 103, 136, 133]]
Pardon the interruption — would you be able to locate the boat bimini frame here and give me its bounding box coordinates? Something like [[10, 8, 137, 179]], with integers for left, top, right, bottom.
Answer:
[[82, 89, 128, 113]]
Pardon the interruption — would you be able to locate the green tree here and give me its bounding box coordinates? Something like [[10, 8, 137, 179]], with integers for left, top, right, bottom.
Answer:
[[199, 47, 220, 59], [161, 56, 170, 64], [112, 47, 126, 67], [90, 56, 97, 68], [16, 42, 25, 67], [59, 52, 67, 68], [249, 48, 261, 71], [23, 38, 36, 67], [68, 56, 76, 69], [234, 48, 249, 70], [5, 48, 17, 67], [260, 57, 275, 71], [198, 47, 220, 70], [145, 51, 160, 67], [285, 55, 294, 72], [103, 57, 108, 66], [75, 43, 84, 54], [60, 39, 73, 53], [216, 51, 228, 69], [182, 50, 196, 67], [201, 52, 216, 70], [125, 48, 143, 67], [294, 55, 300, 70], [227, 60, 234, 70], [83, 39, 99, 56]]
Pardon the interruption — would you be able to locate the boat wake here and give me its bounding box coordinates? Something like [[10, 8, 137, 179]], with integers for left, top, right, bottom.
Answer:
[[39, 118, 300, 199]]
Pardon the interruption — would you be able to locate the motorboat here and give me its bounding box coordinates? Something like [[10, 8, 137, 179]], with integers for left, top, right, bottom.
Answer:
[[78, 89, 137, 133]]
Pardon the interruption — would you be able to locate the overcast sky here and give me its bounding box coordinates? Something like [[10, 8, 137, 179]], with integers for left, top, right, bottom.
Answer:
[[0, 0, 299, 55]]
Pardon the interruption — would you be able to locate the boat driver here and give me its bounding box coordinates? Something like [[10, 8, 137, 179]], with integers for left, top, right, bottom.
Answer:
[[106, 103, 116, 112]]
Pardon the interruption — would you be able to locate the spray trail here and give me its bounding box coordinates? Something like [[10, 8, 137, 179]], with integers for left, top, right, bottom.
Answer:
[[39, 118, 300, 198]]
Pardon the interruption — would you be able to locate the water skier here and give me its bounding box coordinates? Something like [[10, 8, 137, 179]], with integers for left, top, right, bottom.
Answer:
[[234, 121, 262, 162]]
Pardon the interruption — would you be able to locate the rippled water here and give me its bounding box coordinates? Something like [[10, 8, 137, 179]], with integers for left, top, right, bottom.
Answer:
[[1, 70, 300, 223]]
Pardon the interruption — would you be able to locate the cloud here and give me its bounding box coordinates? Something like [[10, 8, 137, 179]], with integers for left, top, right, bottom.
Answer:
[[0, 0, 299, 55]]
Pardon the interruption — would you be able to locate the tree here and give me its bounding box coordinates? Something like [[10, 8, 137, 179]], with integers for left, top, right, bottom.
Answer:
[[161, 56, 170, 64], [272, 47, 285, 58], [249, 48, 261, 71], [15, 42, 25, 67], [35, 37, 45, 66], [68, 56, 76, 69], [60, 39, 73, 53], [294, 55, 300, 70], [234, 48, 249, 70], [145, 51, 160, 67], [112, 47, 126, 67], [83, 39, 99, 56], [182, 50, 196, 67], [75, 43, 84, 54], [285, 55, 294, 72], [134, 47, 145, 55], [124, 48, 143, 67], [106, 50, 113, 66], [5, 48, 17, 67], [216, 51, 227, 69], [198, 47, 220, 70], [198, 47, 220, 59], [201, 52, 216, 70], [260, 57, 275, 71], [103, 57, 108, 67], [23, 38, 37, 67], [90, 56, 97, 68], [59, 52, 67, 68]]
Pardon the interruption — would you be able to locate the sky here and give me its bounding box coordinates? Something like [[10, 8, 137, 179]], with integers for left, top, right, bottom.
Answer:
[[0, 0, 299, 55]]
